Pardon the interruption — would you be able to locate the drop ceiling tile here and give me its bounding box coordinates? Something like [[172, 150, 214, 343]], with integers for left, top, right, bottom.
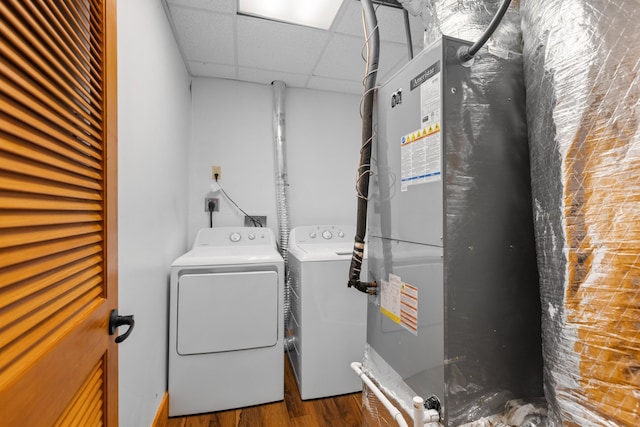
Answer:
[[306, 76, 363, 95], [238, 67, 309, 88], [189, 62, 237, 79], [313, 35, 370, 81], [169, 5, 235, 63], [333, 0, 368, 37], [237, 15, 330, 74], [313, 34, 409, 83], [166, 0, 235, 13]]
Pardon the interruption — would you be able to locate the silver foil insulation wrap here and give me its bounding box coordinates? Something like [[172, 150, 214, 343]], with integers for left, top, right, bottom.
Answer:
[[521, 0, 640, 425]]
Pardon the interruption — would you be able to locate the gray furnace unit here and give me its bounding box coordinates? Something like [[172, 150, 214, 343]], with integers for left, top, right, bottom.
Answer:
[[364, 36, 543, 426]]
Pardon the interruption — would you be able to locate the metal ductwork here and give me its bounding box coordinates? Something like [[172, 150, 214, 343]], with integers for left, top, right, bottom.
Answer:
[[271, 80, 293, 349]]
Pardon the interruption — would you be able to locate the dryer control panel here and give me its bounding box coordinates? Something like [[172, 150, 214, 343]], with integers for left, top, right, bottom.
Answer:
[[193, 227, 275, 248]]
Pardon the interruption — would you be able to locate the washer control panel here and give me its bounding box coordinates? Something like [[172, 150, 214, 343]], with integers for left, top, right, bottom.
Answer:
[[193, 227, 274, 248], [292, 225, 354, 245]]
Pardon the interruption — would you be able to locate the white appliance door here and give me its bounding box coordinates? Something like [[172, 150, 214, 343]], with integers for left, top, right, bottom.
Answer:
[[177, 271, 278, 355]]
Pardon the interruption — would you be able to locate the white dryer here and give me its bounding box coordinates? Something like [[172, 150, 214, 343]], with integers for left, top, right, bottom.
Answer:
[[286, 225, 367, 400], [169, 227, 284, 416]]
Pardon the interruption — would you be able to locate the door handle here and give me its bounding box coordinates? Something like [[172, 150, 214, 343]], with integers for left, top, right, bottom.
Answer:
[[109, 309, 135, 344]]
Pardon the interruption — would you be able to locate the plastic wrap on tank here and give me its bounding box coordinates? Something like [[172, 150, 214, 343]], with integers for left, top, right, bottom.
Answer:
[[362, 344, 442, 426], [399, 0, 523, 57], [362, 343, 422, 422], [521, 0, 640, 425]]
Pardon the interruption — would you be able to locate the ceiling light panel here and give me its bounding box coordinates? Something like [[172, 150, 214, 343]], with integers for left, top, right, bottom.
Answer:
[[238, 0, 343, 30]]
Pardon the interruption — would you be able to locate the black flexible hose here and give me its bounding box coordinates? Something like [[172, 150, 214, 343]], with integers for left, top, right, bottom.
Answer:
[[458, 0, 512, 62], [348, 0, 379, 295]]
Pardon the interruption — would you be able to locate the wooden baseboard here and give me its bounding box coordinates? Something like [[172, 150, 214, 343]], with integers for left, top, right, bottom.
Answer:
[[151, 392, 169, 427]]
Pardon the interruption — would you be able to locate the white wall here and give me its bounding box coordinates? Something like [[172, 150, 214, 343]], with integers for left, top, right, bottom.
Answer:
[[117, 1, 191, 426], [189, 78, 362, 245]]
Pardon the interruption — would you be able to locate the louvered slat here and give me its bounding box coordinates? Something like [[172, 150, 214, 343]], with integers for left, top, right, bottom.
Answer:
[[5, 1, 104, 110], [43, 3, 103, 88], [0, 193, 102, 212], [0, 244, 103, 289], [2, 55, 102, 143], [0, 223, 102, 249], [0, 276, 102, 349], [0, 292, 103, 381], [76, 376, 104, 427], [1, 131, 102, 179], [0, 259, 102, 310], [3, 95, 102, 160], [22, 2, 102, 111], [0, 118, 103, 170], [0, 172, 102, 200], [50, 2, 103, 86], [54, 361, 103, 427], [0, 38, 102, 132], [0, 234, 103, 269], [1, 152, 102, 190], [0, 6, 103, 123], [0, 211, 103, 228]]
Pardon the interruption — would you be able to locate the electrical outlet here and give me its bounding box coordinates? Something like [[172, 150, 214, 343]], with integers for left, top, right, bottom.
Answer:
[[204, 198, 219, 212], [211, 165, 222, 180]]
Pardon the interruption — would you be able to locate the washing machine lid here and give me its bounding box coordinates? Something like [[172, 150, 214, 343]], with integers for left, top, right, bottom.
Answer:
[[171, 227, 283, 266], [289, 225, 365, 262]]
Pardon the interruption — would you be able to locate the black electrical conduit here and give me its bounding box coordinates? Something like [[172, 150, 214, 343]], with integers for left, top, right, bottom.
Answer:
[[348, 0, 379, 295], [348, 0, 513, 294], [458, 0, 513, 62]]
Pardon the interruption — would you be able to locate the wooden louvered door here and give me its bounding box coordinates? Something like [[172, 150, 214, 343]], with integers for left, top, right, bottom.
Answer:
[[0, 0, 119, 426]]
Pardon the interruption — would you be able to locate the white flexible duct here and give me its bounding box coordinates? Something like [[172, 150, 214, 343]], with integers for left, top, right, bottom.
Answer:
[[271, 80, 292, 346]]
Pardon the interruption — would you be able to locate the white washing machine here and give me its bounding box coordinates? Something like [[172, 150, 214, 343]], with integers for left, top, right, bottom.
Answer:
[[286, 225, 367, 400], [168, 227, 284, 416]]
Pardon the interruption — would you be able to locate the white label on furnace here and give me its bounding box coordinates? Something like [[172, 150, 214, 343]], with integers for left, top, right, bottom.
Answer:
[[380, 273, 419, 336], [400, 282, 418, 335], [401, 126, 441, 191], [401, 61, 441, 191], [380, 274, 402, 324]]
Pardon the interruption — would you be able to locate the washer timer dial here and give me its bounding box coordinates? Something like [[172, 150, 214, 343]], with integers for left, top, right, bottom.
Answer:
[[229, 232, 241, 242], [321, 230, 333, 240]]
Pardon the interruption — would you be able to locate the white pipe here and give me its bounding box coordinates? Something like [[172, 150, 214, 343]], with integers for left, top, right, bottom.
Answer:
[[351, 362, 441, 427], [351, 362, 408, 427], [413, 396, 424, 427]]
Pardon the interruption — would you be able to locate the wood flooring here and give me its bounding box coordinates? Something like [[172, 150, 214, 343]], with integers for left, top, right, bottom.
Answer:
[[167, 354, 364, 427]]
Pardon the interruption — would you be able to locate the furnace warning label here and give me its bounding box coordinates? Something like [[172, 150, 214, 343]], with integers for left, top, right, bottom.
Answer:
[[420, 61, 441, 131], [400, 126, 441, 191], [401, 60, 442, 192], [380, 275, 401, 324], [380, 274, 418, 335]]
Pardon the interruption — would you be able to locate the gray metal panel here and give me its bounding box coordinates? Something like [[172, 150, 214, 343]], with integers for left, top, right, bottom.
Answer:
[[440, 36, 542, 426], [366, 237, 445, 403], [369, 41, 444, 247], [367, 36, 543, 426]]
